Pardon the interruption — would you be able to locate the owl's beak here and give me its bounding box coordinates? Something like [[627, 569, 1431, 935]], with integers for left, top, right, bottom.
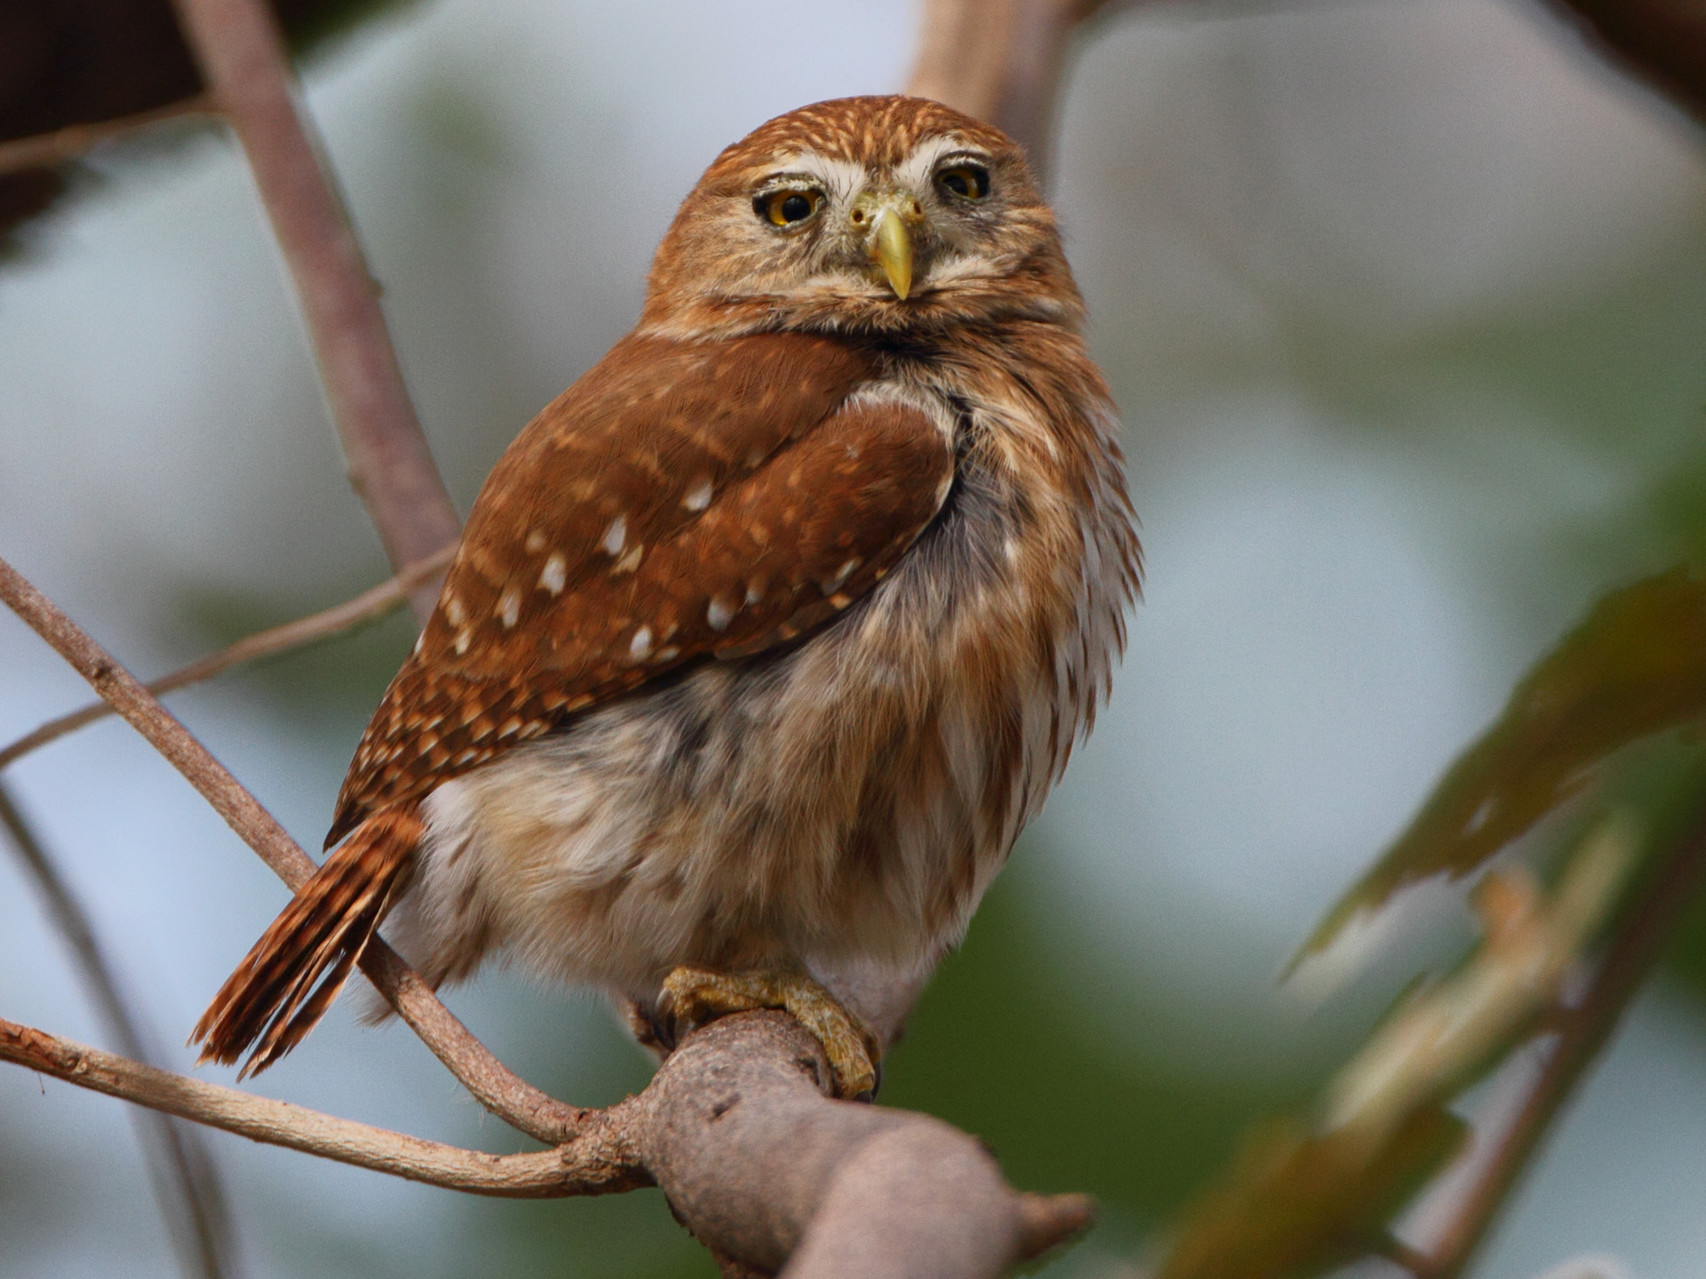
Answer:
[[854, 193, 923, 301], [871, 208, 914, 300]]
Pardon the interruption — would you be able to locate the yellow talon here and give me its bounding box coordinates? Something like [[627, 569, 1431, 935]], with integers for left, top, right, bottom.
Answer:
[[660, 966, 880, 1100]]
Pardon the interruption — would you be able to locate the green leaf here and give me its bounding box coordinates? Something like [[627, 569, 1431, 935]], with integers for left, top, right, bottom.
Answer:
[[1298, 566, 1706, 962]]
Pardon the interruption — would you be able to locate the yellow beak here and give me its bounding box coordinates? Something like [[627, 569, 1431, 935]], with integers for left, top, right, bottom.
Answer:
[[871, 207, 914, 300]]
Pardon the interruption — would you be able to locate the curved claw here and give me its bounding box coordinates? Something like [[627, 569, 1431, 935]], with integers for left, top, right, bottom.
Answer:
[[659, 965, 880, 1100]]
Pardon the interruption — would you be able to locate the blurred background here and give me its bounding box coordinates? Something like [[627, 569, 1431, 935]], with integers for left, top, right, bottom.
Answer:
[[2, 0, 1704, 1275]]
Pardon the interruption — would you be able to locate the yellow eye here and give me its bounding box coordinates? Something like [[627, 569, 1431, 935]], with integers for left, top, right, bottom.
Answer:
[[936, 163, 989, 201], [757, 188, 824, 227]]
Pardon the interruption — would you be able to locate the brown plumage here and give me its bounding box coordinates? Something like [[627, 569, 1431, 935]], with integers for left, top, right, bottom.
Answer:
[[194, 94, 1139, 1078]]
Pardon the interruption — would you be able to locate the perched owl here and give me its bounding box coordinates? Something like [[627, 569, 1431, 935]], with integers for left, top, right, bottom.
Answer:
[[195, 94, 1140, 1098]]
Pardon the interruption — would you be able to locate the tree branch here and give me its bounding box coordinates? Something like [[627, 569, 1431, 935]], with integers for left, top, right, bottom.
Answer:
[[1, 783, 238, 1279], [0, 544, 453, 772], [2, 1005, 1088, 1278], [630, 1014, 1093, 1279], [166, 0, 460, 621], [0, 1016, 643, 1198], [0, 552, 583, 1145], [0, 96, 217, 178], [905, 0, 1133, 173], [1546, 0, 1706, 126]]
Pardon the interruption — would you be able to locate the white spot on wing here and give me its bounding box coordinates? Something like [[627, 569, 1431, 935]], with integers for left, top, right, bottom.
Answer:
[[629, 626, 653, 660], [612, 544, 644, 575], [499, 589, 521, 629], [683, 476, 714, 511], [707, 596, 735, 631], [601, 515, 627, 556], [454, 628, 472, 655], [822, 558, 860, 593], [539, 553, 567, 595]]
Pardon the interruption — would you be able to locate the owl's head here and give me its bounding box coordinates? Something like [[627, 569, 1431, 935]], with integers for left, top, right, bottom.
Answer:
[[639, 96, 1081, 340]]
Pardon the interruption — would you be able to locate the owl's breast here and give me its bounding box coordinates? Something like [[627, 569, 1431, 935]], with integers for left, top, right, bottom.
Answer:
[[394, 349, 1135, 1013]]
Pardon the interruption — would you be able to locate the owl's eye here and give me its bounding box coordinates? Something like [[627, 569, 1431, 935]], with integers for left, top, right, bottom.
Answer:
[[756, 188, 825, 228], [935, 163, 990, 201]]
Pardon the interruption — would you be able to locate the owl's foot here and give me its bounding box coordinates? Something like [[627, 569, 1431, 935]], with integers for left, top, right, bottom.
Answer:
[[659, 966, 880, 1101]]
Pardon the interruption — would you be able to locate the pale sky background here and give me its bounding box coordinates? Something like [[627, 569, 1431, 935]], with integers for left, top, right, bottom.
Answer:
[[2, 1, 1705, 1276]]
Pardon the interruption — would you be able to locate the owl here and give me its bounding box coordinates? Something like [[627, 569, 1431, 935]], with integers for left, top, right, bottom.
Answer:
[[195, 94, 1139, 1099]]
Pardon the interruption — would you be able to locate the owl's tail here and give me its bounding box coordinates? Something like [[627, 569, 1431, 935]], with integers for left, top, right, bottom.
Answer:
[[191, 806, 423, 1078]]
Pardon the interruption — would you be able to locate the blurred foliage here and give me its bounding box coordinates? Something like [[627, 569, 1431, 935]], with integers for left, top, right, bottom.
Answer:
[[1151, 552, 1706, 1278], [1302, 568, 1706, 961], [1160, 1106, 1466, 1279], [1156, 814, 1644, 1279]]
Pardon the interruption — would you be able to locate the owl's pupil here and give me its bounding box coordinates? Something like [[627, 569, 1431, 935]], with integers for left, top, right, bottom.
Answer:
[[780, 194, 811, 222], [939, 165, 989, 200]]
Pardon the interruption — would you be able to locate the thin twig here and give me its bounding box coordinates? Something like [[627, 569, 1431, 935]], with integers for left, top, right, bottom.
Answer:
[[1416, 806, 1706, 1277], [0, 96, 218, 177], [0, 553, 584, 1144], [167, 0, 461, 622], [1, 783, 238, 1279], [0, 554, 310, 883], [0, 544, 454, 772], [0, 1016, 644, 1197]]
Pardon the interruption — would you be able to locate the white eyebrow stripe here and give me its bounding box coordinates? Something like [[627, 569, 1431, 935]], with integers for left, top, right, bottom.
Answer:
[[763, 152, 868, 204], [895, 135, 981, 191]]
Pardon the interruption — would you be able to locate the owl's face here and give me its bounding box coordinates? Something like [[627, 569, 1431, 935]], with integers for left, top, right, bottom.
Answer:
[[640, 96, 1081, 340]]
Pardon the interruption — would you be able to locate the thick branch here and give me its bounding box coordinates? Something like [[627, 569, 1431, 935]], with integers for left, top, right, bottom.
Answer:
[[0, 545, 453, 771], [0, 1017, 643, 1198], [166, 0, 460, 620], [0, 553, 582, 1144], [632, 1013, 1092, 1279]]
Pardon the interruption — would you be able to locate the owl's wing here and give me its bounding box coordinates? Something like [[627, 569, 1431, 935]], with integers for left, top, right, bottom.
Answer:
[[327, 331, 954, 845]]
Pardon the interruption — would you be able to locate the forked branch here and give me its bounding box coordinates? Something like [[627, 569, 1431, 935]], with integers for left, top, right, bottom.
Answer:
[[0, 1007, 1088, 1278]]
